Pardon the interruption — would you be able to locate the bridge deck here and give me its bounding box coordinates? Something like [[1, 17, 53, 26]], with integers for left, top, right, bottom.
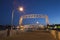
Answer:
[[3, 30, 56, 40]]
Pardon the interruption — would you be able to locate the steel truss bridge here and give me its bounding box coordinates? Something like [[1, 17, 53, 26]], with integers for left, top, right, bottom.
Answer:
[[19, 14, 49, 26]]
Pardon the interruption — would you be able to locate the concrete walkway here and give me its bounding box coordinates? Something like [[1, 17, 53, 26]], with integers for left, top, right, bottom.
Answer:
[[3, 30, 56, 40], [0, 30, 56, 40]]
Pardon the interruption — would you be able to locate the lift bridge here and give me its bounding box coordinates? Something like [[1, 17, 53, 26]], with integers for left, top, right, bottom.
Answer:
[[19, 14, 49, 26], [18, 14, 49, 31]]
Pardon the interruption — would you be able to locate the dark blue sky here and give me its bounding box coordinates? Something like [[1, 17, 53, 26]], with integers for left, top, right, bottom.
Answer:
[[0, 0, 60, 26]]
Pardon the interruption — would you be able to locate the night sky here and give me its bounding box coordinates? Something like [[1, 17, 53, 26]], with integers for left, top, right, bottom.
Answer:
[[0, 0, 60, 26]]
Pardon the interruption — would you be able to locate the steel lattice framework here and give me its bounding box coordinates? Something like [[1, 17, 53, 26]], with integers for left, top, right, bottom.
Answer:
[[19, 14, 49, 26]]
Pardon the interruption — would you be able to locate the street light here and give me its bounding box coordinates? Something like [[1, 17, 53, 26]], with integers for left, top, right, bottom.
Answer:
[[7, 6, 24, 36], [11, 6, 24, 28], [19, 7, 24, 12]]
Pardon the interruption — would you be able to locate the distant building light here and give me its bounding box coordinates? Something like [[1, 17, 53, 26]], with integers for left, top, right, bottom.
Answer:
[[54, 26, 57, 29]]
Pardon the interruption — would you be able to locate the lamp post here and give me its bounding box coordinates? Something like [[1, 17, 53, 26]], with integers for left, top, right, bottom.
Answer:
[[12, 7, 24, 26], [11, 10, 14, 29], [11, 6, 24, 29], [7, 6, 24, 36]]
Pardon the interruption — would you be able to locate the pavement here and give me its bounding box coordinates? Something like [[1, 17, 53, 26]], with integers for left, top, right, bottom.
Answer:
[[0, 30, 56, 40]]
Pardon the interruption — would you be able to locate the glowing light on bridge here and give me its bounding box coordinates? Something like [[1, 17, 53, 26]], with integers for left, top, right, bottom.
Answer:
[[36, 21, 39, 24]]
